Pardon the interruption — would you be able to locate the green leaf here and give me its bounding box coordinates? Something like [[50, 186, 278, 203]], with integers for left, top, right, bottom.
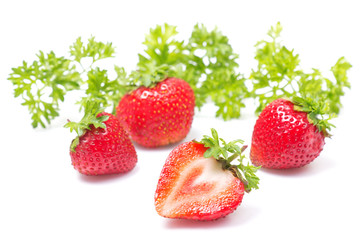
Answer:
[[250, 22, 351, 123], [9, 23, 351, 128], [238, 163, 261, 191], [70, 36, 115, 64], [250, 22, 301, 114], [8, 36, 119, 128], [79, 66, 133, 114], [198, 128, 260, 192], [134, 23, 249, 120], [297, 57, 351, 116], [292, 95, 335, 136], [141, 23, 184, 66], [8, 51, 81, 128], [64, 99, 109, 152], [129, 24, 185, 87], [184, 24, 248, 118], [129, 63, 171, 88]]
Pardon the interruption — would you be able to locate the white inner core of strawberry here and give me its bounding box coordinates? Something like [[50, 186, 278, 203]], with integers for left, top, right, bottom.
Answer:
[[162, 156, 235, 215]]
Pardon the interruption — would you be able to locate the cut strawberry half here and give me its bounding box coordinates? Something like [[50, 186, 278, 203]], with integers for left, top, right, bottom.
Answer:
[[155, 129, 259, 221]]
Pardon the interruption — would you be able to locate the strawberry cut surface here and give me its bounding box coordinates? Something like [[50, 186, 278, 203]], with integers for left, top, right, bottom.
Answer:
[[155, 141, 245, 221]]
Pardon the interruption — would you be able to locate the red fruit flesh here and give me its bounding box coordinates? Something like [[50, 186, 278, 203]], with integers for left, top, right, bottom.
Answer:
[[116, 77, 195, 148], [155, 141, 245, 221], [250, 99, 325, 169], [70, 113, 137, 175]]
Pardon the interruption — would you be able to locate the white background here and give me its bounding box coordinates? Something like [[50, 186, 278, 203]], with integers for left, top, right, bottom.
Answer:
[[1, 1, 359, 239]]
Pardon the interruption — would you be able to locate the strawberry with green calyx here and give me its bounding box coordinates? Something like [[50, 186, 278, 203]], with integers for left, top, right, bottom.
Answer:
[[291, 95, 335, 137], [65, 100, 137, 175], [154, 128, 260, 221], [116, 64, 195, 147], [250, 96, 334, 169]]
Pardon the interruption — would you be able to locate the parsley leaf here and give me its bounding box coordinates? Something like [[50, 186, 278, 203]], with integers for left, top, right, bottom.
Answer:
[[8, 37, 116, 128], [250, 22, 352, 116], [8, 23, 351, 128], [8, 51, 81, 128], [70, 36, 115, 65], [79, 66, 133, 114], [133, 24, 184, 87], [137, 23, 249, 120], [184, 24, 248, 120], [140, 23, 184, 67]]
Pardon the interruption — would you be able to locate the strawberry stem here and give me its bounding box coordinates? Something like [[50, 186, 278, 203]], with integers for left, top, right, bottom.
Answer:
[[227, 153, 240, 164]]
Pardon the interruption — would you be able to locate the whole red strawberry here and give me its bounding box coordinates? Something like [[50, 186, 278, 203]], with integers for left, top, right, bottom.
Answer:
[[155, 129, 259, 221], [250, 98, 332, 169], [65, 101, 137, 175], [116, 77, 195, 148]]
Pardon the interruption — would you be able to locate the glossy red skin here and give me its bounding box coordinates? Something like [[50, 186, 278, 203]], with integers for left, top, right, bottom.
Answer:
[[70, 113, 137, 175], [155, 141, 245, 221], [116, 77, 195, 148], [250, 99, 325, 169]]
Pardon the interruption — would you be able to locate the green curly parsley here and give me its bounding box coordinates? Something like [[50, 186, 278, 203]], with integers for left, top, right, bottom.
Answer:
[[8, 23, 351, 128]]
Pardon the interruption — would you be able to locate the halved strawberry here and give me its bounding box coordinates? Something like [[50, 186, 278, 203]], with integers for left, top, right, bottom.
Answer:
[[154, 129, 259, 221]]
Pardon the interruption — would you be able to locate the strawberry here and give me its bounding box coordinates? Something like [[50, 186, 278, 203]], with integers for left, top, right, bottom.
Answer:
[[65, 100, 137, 175], [154, 129, 259, 221], [116, 77, 195, 148], [250, 97, 333, 169]]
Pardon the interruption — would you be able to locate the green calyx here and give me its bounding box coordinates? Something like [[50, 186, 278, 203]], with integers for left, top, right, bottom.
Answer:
[[128, 63, 170, 88], [197, 128, 260, 193], [292, 95, 335, 137], [64, 99, 109, 152]]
